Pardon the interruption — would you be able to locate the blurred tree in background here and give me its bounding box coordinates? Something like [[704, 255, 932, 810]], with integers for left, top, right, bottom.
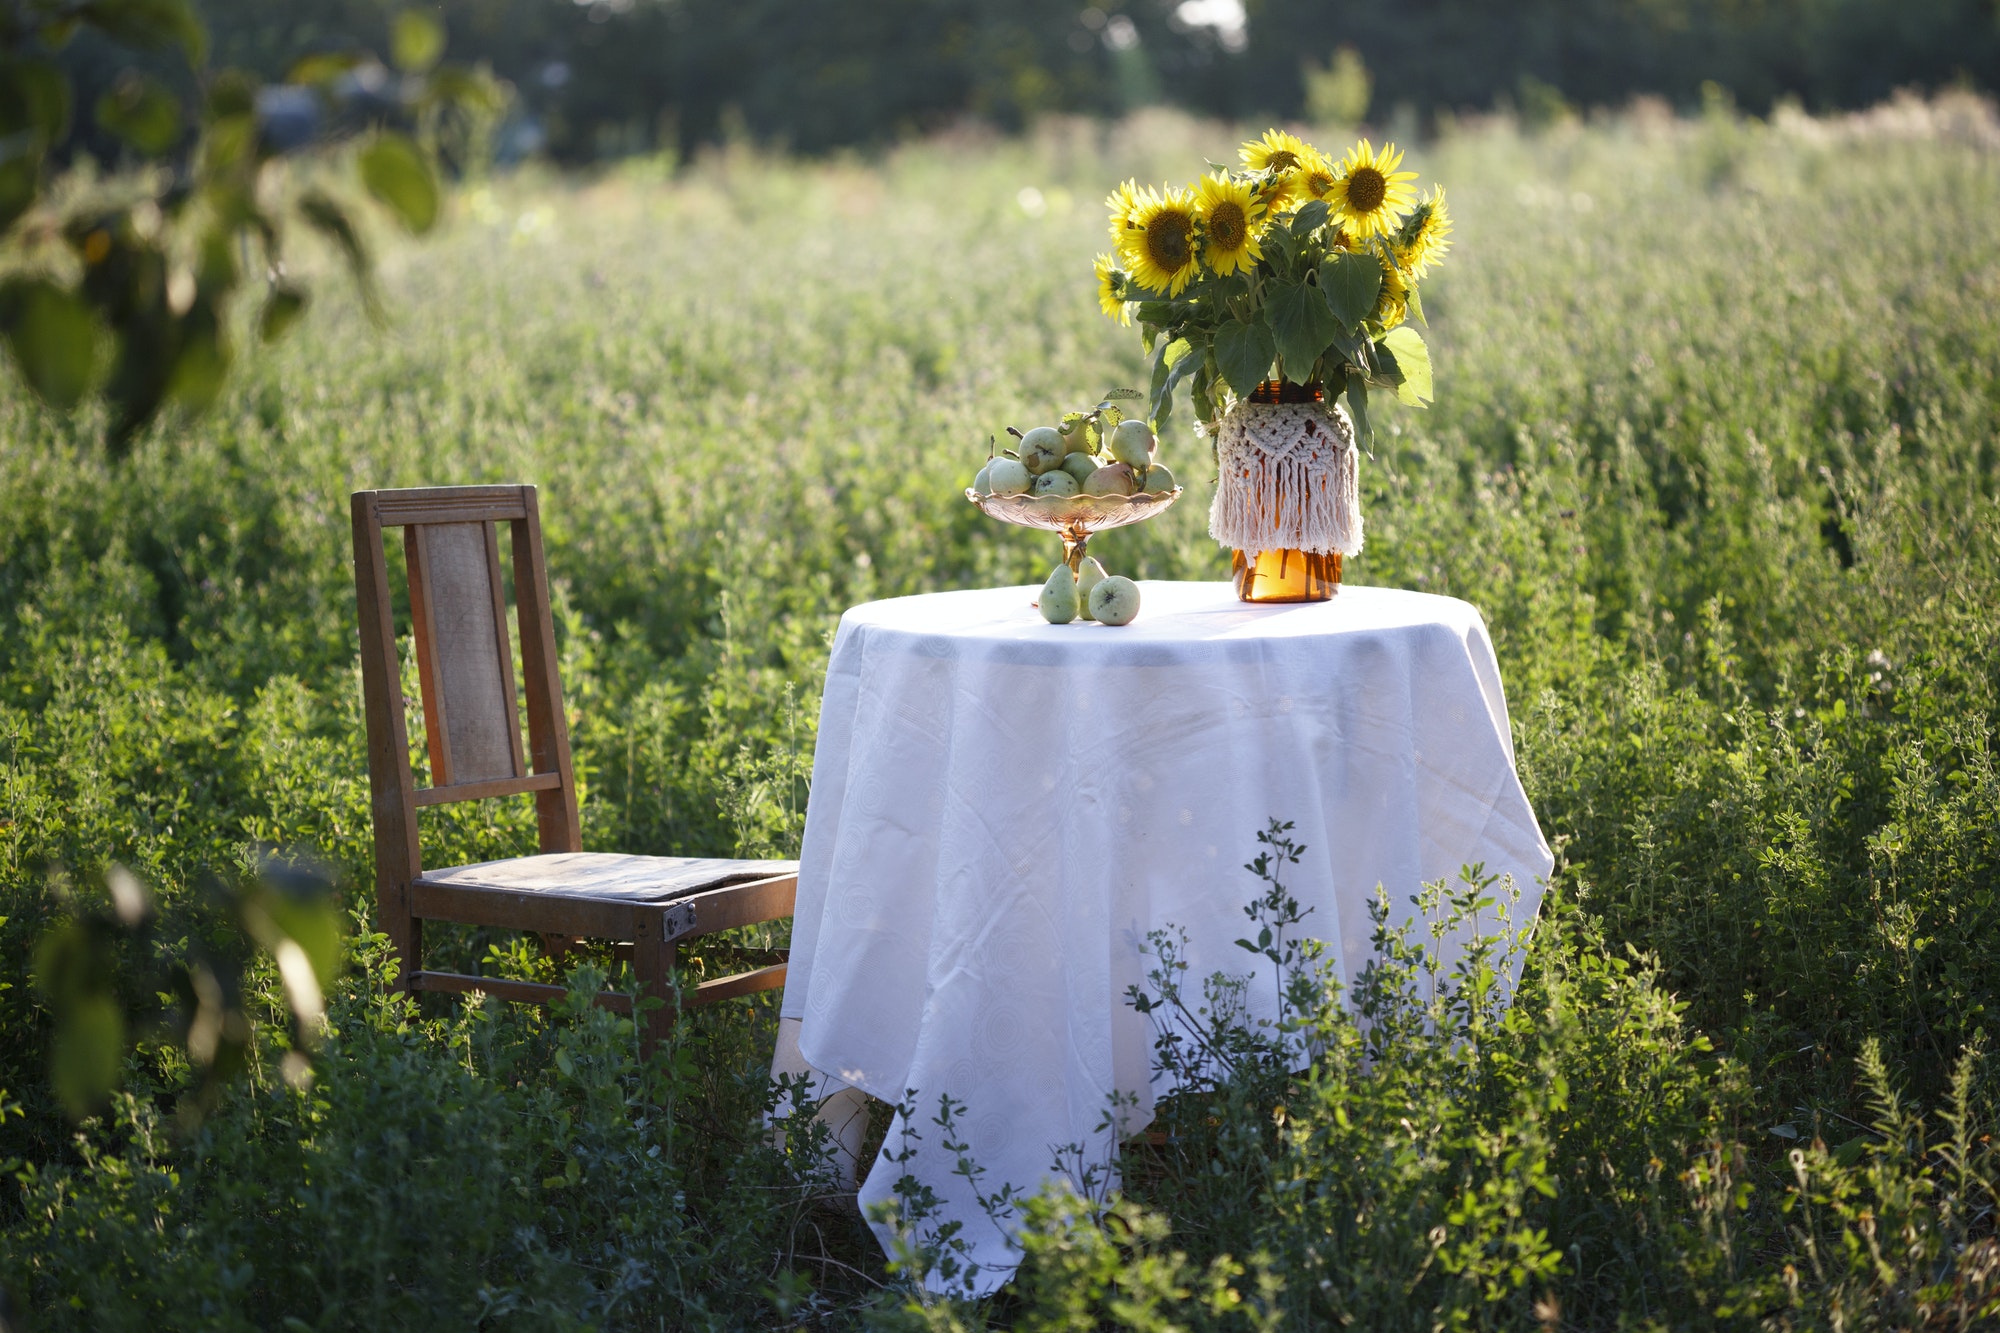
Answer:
[[170, 0, 2000, 163]]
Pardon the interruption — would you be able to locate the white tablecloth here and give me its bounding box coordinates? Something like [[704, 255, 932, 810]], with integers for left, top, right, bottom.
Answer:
[[782, 581, 1553, 1289]]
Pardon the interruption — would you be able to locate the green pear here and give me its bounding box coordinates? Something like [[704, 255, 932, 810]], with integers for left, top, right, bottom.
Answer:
[[1076, 557, 1108, 620], [1034, 469, 1079, 497], [1140, 462, 1175, 493], [973, 461, 992, 492], [1058, 418, 1095, 455], [986, 456, 1031, 495], [1106, 419, 1156, 467], [1018, 426, 1066, 475], [1038, 562, 1079, 624], [1084, 463, 1138, 496], [1088, 574, 1140, 626], [1061, 452, 1098, 484]]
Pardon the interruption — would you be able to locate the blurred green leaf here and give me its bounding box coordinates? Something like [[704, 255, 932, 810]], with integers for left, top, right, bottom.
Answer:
[[1320, 251, 1382, 332], [1380, 325, 1433, 406], [208, 68, 256, 118], [51, 996, 124, 1118], [287, 51, 361, 88], [0, 278, 100, 410], [298, 188, 379, 314], [0, 143, 40, 234], [97, 74, 182, 154], [392, 10, 446, 75], [78, 0, 208, 63], [166, 304, 229, 413], [259, 283, 307, 342], [424, 64, 506, 113], [1, 58, 74, 145], [202, 112, 257, 176], [359, 133, 439, 234]]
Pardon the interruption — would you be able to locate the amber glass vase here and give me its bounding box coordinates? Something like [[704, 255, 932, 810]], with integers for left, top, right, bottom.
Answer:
[[1230, 379, 1343, 603]]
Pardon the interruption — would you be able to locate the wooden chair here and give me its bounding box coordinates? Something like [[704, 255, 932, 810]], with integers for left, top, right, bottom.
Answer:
[[350, 484, 797, 1051]]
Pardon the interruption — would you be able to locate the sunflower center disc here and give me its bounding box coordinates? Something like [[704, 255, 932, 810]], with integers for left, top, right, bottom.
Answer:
[[1209, 202, 1244, 250], [1267, 150, 1299, 171], [1149, 215, 1191, 269], [1347, 167, 1386, 213]]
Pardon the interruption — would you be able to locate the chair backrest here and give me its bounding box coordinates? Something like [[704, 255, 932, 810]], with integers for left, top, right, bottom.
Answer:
[[351, 485, 581, 904]]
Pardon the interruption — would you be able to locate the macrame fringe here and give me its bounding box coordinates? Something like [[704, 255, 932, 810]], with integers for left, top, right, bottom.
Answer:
[[1208, 399, 1364, 558]]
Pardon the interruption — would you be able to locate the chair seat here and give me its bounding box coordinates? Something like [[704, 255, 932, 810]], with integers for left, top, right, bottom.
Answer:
[[414, 851, 799, 904]]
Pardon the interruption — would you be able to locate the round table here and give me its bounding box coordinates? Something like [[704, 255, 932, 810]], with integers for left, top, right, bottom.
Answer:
[[779, 581, 1553, 1290]]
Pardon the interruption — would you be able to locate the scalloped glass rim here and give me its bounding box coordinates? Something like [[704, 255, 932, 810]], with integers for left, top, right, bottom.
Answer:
[[963, 486, 1183, 533]]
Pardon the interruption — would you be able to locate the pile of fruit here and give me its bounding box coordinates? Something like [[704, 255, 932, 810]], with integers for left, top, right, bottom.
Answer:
[[971, 411, 1175, 499], [1038, 557, 1140, 626]]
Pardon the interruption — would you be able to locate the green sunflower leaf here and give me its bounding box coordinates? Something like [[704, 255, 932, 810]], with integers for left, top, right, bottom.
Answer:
[[1343, 366, 1374, 455], [1380, 325, 1433, 406], [1214, 319, 1275, 401], [1320, 251, 1382, 331], [1192, 359, 1216, 426], [1289, 199, 1331, 237], [1266, 279, 1343, 385]]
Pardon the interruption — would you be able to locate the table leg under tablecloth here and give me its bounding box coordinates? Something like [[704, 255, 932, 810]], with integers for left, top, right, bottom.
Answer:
[[769, 1016, 871, 1190]]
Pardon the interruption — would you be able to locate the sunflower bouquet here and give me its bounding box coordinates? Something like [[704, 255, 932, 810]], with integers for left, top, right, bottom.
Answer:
[[1098, 129, 1451, 452]]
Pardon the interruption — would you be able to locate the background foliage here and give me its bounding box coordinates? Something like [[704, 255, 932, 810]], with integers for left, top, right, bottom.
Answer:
[[3, 89, 2000, 1326], [29, 0, 1992, 161]]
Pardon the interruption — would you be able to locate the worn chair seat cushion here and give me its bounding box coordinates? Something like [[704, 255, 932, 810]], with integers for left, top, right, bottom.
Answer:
[[414, 851, 798, 904]]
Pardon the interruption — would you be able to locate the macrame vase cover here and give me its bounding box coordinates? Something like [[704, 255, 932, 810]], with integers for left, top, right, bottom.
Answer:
[[1208, 398, 1364, 559]]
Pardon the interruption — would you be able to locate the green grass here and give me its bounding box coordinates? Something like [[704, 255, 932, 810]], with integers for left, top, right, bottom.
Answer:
[[3, 96, 2000, 1327]]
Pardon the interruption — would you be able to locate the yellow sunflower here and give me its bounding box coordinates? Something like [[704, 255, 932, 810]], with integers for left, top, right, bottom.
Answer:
[[1117, 184, 1202, 296], [1194, 172, 1264, 278], [1324, 139, 1419, 240], [1295, 147, 1342, 206], [1095, 252, 1132, 325], [1104, 178, 1145, 244], [1394, 185, 1453, 280], [1239, 128, 1316, 205], [1370, 254, 1411, 331]]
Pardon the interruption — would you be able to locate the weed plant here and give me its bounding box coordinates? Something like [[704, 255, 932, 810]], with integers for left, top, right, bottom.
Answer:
[[2, 95, 1999, 1325]]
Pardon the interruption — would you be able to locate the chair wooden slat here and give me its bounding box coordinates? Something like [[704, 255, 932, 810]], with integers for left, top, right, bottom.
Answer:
[[413, 771, 563, 807], [407, 521, 523, 786], [374, 487, 530, 526]]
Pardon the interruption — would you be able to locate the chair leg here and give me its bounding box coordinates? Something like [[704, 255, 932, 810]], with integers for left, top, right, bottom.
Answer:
[[633, 929, 678, 1060], [387, 908, 423, 993]]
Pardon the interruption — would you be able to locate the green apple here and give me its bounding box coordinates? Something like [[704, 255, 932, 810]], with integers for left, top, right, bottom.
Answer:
[[1088, 575, 1140, 626], [1106, 419, 1156, 467], [1038, 562, 1079, 624], [1018, 426, 1066, 475], [1084, 463, 1138, 496], [1034, 469, 1079, 497], [1061, 452, 1098, 484], [1076, 557, 1108, 620], [986, 457, 1031, 495]]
